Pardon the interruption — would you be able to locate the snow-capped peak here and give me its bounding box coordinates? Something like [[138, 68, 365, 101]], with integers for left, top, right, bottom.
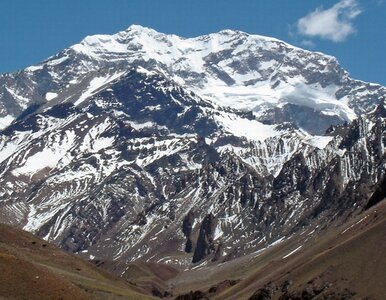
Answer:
[[2, 25, 385, 136], [64, 25, 385, 134], [123, 24, 159, 35]]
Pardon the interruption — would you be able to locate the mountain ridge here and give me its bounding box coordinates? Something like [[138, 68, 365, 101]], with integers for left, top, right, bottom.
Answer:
[[0, 25, 385, 277], [1, 25, 385, 134]]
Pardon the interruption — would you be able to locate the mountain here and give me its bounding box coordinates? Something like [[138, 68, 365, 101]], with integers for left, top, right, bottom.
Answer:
[[1, 25, 385, 134], [0, 25, 385, 280]]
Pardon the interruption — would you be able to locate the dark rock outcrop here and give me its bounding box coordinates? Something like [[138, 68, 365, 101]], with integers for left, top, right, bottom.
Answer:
[[192, 214, 217, 263], [365, 175, 386, 210], [182, 211, 195, 253], [175, 290, 208, 300], [249, 283, 277, 300]]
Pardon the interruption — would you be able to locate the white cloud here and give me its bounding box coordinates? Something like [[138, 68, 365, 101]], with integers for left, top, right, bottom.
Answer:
[[297, 0, 362, 42]]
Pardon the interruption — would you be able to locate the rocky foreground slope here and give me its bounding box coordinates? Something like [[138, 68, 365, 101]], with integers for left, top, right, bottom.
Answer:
[[171, 195, 386, 300], [0, 25, 385, 272], [1, 194, 385, 299]]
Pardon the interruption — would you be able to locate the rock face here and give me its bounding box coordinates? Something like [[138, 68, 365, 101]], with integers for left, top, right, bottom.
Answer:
[[0, 25, 385, 268], [182, 211, 195, 253], [192, 214, 217, 263], [365, 175, 386, 210]]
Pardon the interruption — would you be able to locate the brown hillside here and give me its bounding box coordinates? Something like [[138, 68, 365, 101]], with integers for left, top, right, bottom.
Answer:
[[0, 223, 156, 300]]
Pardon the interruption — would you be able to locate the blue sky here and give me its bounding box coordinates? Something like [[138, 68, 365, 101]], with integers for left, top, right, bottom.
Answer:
[[0, 0, 385, 85]]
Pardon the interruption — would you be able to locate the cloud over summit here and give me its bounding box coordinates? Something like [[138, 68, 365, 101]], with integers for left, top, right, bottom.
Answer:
[[297, 0, 362, 42]]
